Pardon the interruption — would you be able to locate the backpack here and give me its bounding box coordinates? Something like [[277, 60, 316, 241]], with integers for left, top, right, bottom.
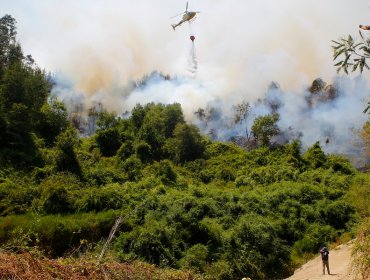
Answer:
[[322, 249, 329, 260]]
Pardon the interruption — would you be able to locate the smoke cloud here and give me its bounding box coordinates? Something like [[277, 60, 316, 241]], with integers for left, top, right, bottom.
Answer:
[[3, 0, 370, 162]]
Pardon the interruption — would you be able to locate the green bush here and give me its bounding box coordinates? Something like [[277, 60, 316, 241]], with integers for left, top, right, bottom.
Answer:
[[95, 127, 121, 157], [75, 184, 126, 212], [154, 160, 177, 185], [121, 156, 143, 181], [179, 244, 208, 271], [291, 223, 336, 256], [115, 219, 176, 266], [0, 211, 118, 257]]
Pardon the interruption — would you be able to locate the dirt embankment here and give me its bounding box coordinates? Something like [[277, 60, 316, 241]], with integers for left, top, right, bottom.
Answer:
[[285, 241, 356, 280]]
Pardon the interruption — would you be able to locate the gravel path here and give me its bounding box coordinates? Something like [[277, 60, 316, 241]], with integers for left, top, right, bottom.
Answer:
[[285, 241, 357, 280]]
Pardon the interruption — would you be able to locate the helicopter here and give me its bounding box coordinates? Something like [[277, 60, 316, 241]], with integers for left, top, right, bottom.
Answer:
[[171, 2, 200, 30]]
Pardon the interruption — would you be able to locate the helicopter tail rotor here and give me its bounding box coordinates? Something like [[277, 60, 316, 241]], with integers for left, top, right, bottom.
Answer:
[[185, 2, 188, 12]]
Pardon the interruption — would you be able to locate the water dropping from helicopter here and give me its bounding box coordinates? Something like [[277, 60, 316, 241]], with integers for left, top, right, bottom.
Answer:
[[170, 2, 200, 78], [187, 22, 198, 77]]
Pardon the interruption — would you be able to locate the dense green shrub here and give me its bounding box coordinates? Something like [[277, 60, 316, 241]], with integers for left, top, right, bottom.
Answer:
[[0, 211, 118, 256], [291, 223, 336, 256], [179, 244, 208, 271], [75, 184, 127, 212], [121, 156, 143, 181], [116, 219, 176, 266], [0, 92, 365, 279], [95, 127, 121, 157], [54, 127, 81, 176]]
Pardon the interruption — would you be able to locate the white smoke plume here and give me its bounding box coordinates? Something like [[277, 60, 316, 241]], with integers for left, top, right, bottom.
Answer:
[[3, 0, 370, 163]]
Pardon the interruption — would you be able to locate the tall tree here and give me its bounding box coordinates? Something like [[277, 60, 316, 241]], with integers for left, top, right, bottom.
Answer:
[[0, 14, 68, 166], [251, 114, 280, 147]]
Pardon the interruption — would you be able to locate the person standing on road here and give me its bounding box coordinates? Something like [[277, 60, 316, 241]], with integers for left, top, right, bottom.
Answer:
[[320, 247, 330, 275]]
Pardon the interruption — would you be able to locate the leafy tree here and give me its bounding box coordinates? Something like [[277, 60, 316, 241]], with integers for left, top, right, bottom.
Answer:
[[39, 184, 71, 214], [116, 219, 176, 266], [332, 32, 370, 73], [95, 127, 121, 157], [0, 14, 18, 75], [303, 141, 327, 169], [96, 110, 118, 130], [138, 109, 166, 160], [154, 160, 177, 185], [179, 244, 209, 272], [166, 123, 206, 163], [37, 97, 68, 146], [130, 103, 146, 130], [251, 114, 280, 147], [0, 14, 68, 166], [162, 103, 184, 138], [116, 140, 134, 161], [121, 155, 143, 181], [134, 141, 152, 163], [54, 127, 81, 176]]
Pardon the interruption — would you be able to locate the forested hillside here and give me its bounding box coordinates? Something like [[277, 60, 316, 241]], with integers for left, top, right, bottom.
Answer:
[[0, 14, 369, 280]]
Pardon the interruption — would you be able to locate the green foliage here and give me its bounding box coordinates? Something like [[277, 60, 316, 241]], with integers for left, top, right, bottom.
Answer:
[[95, 127, 121, 157], [37, 97, 68, 146], [96, 110, 118, 130], [327, 154, 356, 175], [153, 160, 177, 185], [332, 33, 370, 73], [121, 156, 143, 182], [229, 215, 291, 279], [0, 14, 68, 167], [162, 103, 185, 138], [34, 173, 81, 214], [292, 223, 336, 256], [138, 108, 166, 160], [130, 103, 146, 130], [54, 127, 81, 176], [39, 184, 71, 214], [116, 218, 176, 266], [179, 244, 208, 271], [134, 141, 152, 163], [251, 114, 280, 147], [303, 141, 327, 169], [0, 20, 366, 277], [348, 173, 370, 219], [0, 175, 38, 216], [0, 15, 18, 74], [116, 140, 134, 161], [75, 184, 127, 212], [166, 123, 206, 163], [351, 218, 370, 280], [0, 211, 118, 257]]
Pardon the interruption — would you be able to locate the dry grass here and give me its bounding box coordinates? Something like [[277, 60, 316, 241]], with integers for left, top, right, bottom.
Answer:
[[0, 252, 201, 280], [351, 218, 370, 280]]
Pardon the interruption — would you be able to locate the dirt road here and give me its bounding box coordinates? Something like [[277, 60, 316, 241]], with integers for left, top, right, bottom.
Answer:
[[285, 241, 357, 280]]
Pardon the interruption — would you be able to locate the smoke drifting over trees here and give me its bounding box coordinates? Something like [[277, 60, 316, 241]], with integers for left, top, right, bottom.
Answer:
[[3, 0, 369, 164]]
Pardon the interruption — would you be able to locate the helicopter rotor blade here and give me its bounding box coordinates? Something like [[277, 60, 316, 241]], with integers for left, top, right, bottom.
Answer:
[[186, 2, 188, 12]]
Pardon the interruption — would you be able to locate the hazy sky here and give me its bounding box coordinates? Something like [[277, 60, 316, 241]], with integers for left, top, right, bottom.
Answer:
[[2, 0, 370, 112], [2, 1, 369, 162]]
